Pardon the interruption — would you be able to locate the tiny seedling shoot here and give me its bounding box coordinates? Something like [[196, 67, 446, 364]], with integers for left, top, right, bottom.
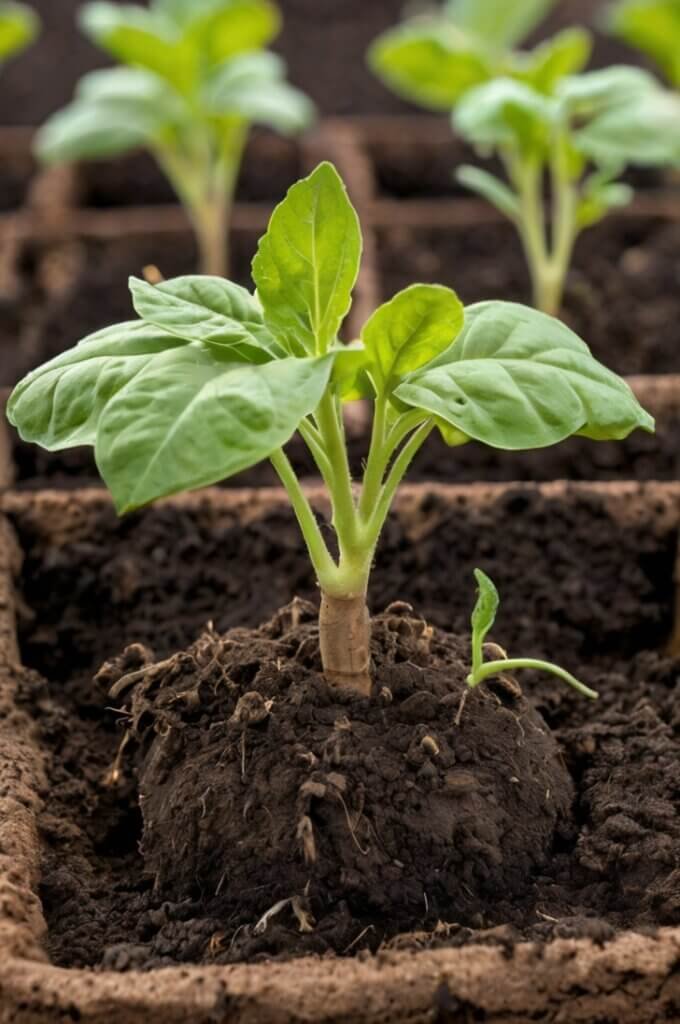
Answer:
[[34, 0, 314, 278], [0, 1, 39, 68], [8, 163, 653, 698], [606, 0, 680, 89]]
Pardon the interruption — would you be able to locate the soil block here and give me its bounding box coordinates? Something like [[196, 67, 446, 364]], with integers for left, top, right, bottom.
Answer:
[[0, 481, 679, 1020]]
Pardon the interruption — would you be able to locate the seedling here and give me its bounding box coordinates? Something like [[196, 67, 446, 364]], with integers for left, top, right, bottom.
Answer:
[[8, 163, 653, 696], [34, 0, 314, 277], [453, 68, 680, 314], [0, 1, 39, 68], [606, 0, 680, 88], [369, 0, 591, 112]]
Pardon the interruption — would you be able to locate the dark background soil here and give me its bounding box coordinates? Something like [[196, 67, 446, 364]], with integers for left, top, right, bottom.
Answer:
[[377, 215, 680, 377], [0, 1, 642, 126], [7, 487, 679, 968]]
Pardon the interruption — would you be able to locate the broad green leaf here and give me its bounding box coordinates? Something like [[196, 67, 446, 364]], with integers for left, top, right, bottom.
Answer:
[[205, 52, 314, 134], [0, 1, 39, 62], [361, 284, 464, 394], [368, 23, 492, 110], [574, 86, 680, 167], [187, 0, 281, 62], [7, 322, 186, 450], [130, 275, 284, 362], [79, 2, 195, 93], [509, 28, 592, 93], [455, 78, 558, 155], [331, 343, 375, 402], [95, 349, 333, 512], [35, 101, 159, 161], [252, 162, 361, 356], [35, 67, 184, 162], [470, 568, 499, 661], [456, 165, 519, 220], [558, 65, 661, 113], [577, 178, 633, 228], [446, 0, 557, 50], [607, 0, 680, 87], [394, 302, 655, 450]]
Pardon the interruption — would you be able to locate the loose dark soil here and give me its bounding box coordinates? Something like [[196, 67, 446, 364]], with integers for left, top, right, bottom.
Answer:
[[377, 214, 680, 376], [0, 226, 261, 387], [7, 486, 679, 969]]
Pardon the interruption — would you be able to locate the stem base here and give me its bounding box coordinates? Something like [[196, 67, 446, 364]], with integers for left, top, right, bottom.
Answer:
[[319, 592, 372, 696]]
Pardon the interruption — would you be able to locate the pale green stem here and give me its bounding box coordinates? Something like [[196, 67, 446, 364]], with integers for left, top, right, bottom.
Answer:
[[269, 448, 337, 588], [365, 421, 434, 549], [468, 658, 598, 700], [360, 408, 428, 521], [298, 418, 335, 489], [315, 391, 359, 555], [358, 393, 387, 519]]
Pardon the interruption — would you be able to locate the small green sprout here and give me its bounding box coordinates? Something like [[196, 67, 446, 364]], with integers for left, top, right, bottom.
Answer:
[[467, 569, 598, 699], [7, 164, 653, 695], [34, 0, 314, 277], [606, 0, 680, 89], [454, 67, 680, 314], [0, 1, 39, 67]]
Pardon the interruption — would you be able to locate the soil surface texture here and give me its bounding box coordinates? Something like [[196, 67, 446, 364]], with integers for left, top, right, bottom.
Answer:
[[7, 487, 679, 969], [377, 214, 680, 377]]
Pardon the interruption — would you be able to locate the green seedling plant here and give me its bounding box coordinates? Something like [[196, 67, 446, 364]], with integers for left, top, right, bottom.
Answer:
[[8, 163, 653, 696], [454, 67, 680, 314], [369, 0, 593, 113], [34, 0, 314, 277], [0, 1, 38, 68], [606, 0, 680, 88]]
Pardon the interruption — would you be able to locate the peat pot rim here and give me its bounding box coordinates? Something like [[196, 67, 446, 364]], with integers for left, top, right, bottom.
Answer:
[[1, 481, 679, 1023]]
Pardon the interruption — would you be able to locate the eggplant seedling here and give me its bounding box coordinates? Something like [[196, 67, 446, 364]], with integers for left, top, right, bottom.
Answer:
[[606, 0, 680, 88], [7, 163, 654, 696], [34, 0, 314, 277], [453, 67, 680, 315], [0, 1, 39, 68]]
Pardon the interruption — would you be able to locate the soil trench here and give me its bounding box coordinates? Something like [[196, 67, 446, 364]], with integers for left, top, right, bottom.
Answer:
[[6, 486, 679, 970]]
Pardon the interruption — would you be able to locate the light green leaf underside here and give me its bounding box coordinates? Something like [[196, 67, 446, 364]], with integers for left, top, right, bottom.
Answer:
[[607, 0, 680, 87], [95, 350, 334, 512], [394, 302, 655, 450], [7, 322, 186, 450], [130, 275, 284, 362], [252, 162, 361, 355], [361, 284, 464, 392], [205, 51, 315, 133]]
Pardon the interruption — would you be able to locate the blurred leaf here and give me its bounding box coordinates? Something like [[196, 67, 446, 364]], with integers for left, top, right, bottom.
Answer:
[[456, 165, 520, 219], [509, 27, 592, 92], [446, 0, 557, 49], [0, 1, 39, 62], [455, 77, 558, 156], [607, 0, 680, 87], [205, 52, 315, 133]]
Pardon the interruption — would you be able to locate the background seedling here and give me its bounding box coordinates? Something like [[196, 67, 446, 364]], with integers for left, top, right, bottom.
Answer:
[[0, 1, 39, 68], [34, 0, 314, 277], [369, 0, 590, 112], [7, 163, 654, 696], [606, 0, 680, 88], [454, 67, 680, 314]]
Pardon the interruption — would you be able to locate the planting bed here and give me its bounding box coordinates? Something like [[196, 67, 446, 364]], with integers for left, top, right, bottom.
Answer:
[[0, 481, 679, 1021]]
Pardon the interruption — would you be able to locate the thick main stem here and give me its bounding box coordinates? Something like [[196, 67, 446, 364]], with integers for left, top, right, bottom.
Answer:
[[319, 592, 372, 696]]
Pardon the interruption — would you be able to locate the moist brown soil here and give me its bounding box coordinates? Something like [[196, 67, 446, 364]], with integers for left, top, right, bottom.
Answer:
[[377, 213, 680, 376], [0, 226, 261, 387], [6, 486, 679, 970]]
